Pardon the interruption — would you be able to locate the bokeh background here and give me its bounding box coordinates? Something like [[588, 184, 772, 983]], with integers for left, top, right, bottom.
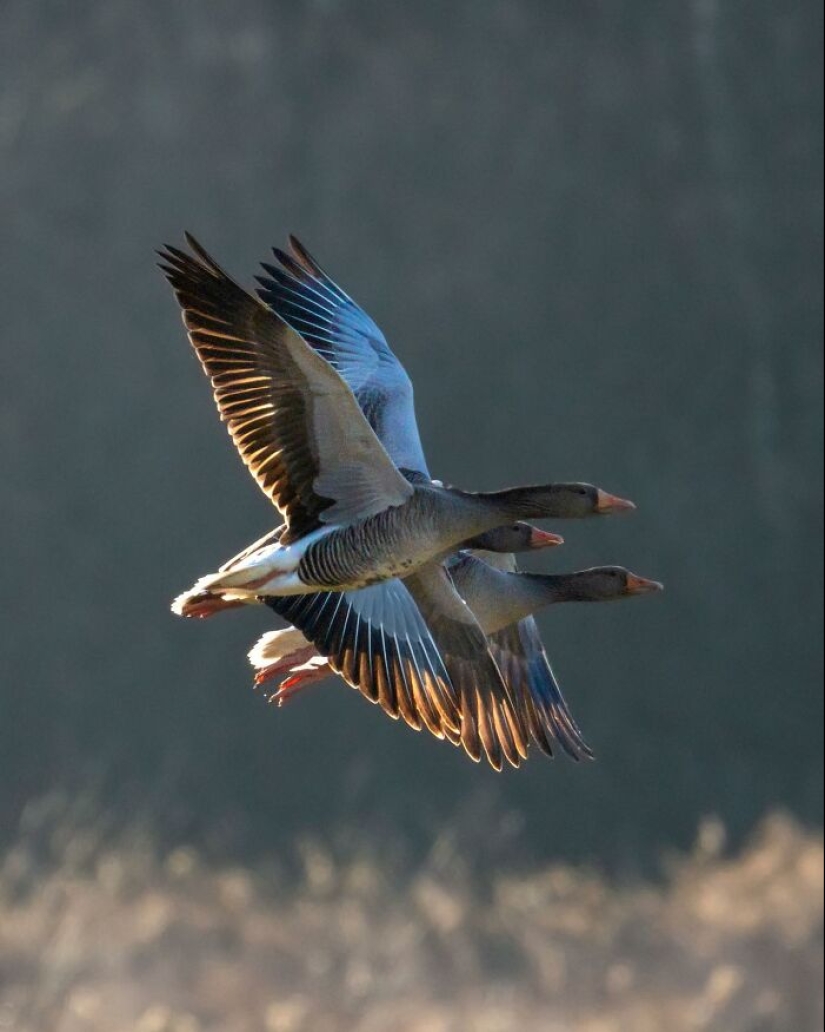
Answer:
[[1, 2, 822, 1030]]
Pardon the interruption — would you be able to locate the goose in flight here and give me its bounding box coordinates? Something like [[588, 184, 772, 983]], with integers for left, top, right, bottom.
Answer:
[[160, 237, 643, 768], [252, 562, 661, 756]]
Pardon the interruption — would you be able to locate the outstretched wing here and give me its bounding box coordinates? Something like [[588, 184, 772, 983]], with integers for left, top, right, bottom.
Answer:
[[266, 563, 528, 771], [448, 551, 594, 761], [266, 578, 461, 743], [487, 617, 594, 761], [405, 564, 528, 770], [159, 236, 412, 544], [256, 236, 430, 478]]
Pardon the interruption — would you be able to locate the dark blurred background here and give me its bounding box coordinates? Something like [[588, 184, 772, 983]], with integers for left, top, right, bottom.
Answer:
[[2, 0, 822, 872]]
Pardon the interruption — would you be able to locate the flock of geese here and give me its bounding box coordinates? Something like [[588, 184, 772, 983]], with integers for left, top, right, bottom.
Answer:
[[160, 235, 661, 770]]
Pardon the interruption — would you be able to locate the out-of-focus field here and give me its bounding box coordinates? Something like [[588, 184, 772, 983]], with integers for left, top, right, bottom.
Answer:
[[1, 808, 821, 1032]]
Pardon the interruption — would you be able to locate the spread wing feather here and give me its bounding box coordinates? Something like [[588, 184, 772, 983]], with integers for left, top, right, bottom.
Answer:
[[487, 617, 595, 761], [267, 564, 530, 770], [159, 236, 412, 544], [256, 236, 430, 478]]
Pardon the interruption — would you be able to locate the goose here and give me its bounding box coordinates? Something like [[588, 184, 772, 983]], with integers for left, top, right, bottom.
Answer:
[[160, 237, 637, 769], [258, 564, 661, 755], [172, 521, 562, 619]]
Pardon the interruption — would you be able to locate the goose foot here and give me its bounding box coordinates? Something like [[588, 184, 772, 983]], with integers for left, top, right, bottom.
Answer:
[[270, 663, 332, 706], [254, 646, 319, 687]]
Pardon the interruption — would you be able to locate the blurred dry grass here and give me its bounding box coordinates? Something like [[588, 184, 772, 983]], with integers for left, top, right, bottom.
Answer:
[[0, 806, 821, 1032]]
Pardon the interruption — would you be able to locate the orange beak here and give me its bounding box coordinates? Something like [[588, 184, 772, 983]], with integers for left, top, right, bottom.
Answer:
[[625, 573, 664, 595], [596, 489, 637, 514], [529, 528, 565, 549]]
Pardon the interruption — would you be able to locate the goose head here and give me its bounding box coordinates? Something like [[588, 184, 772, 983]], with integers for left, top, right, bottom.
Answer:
[[557, 566, 663, 601], [467, 522, 564, 553], [490, 483, 637, 519]]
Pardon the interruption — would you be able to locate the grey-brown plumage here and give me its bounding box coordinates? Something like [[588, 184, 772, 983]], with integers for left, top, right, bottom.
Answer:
[[159, 237, 413, 549], [266, 562, 661, 766], [162, 234, 646, 770], [252, 237, 642, 766], [160, 237, 624, 601], [449, 557, 662, 760], [269, 567, 530, 770]]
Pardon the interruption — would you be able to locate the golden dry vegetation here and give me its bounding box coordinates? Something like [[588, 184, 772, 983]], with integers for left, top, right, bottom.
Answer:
[[1, 809, 821, 1032]]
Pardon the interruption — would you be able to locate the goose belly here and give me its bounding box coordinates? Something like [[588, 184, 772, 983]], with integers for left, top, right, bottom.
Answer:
[[297, 512, 437, 590]]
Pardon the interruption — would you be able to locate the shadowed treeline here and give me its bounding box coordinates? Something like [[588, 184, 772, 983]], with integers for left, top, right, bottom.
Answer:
[[0, 1, 822, 869]]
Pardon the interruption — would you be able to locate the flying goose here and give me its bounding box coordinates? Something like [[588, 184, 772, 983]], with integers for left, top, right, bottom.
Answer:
[[171, 521, 562, 619], [160, 238, 636, 768], [253, 564, 661, 753]]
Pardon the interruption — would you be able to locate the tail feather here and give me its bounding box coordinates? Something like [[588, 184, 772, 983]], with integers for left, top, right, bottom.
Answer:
[[171, 585, 247, 618], [191, 545, 295, 595], [171, 579, 260, 618]]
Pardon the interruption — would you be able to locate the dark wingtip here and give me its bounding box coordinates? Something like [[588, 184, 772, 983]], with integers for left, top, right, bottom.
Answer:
[[271, 245, 307, 280], [156, 244, 179, 265], [287, 235, 325, 279]]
